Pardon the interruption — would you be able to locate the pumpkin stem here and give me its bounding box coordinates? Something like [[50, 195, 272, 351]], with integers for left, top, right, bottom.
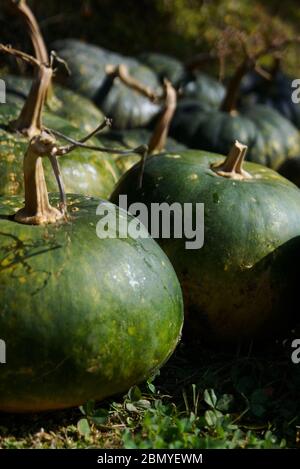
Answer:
[[7, 1, 66, 109], [49, 124, 149, 191], [46, 118, 112, 146], [106, 64, 159, 102], [50, 123, 149, 194], [220, 59, 252, 113], [138, 146, 150, 188], [7, 0, 60, 108], [14, 131, 65, 225], [12, 63, 52, 138], [52, 114, 150, 187], [148, 79, 177, 154], [0, 43, 40, 66], [8, 0, 48, 63], [46, 124, 148, 158], [219, 30, 299, 114], [212, 140, 252, 180], [14, 121, 150, 225], [0, 45, 53, 138]]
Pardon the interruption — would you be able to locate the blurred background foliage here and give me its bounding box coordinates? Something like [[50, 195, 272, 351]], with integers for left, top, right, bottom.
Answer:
[[1, 0, 300, 76]]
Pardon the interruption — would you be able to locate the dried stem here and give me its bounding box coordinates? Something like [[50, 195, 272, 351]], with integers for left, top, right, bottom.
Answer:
[[46, 124, 148, 158], [14, 132, 65, 225], [7, 0, 59, 107], [11, 64, 52, 137], [212, 140, 252, 180], [14, 121, 150, 225], [7, 1, 70, 107], [0, 44, 40, 67], [104, 71, 177, 184], [220, 58, 251, 113], [137, 146, 149, 189], [8, 0, 49, 64], [219, 32, 300, 113], [48, 123, 150, 191], [0, 44, 52, 137], [106, 64, 159, 102], [46, 118, 112, 146], [148, 79, 177, 154]]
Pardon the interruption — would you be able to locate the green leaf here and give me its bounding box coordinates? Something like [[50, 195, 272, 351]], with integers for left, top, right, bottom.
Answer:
[[126, 402, 139, 413], [128, 386, 142, 402], [216, 394, 234, 412], [147, 382, 156, 394], [77, 418, 91, 436], [204, 409, 223, 427], [136, 399, 151, 409], [204, 389, 217, 409], [204, 410, 218, 427], [81, 399, 95, 417], [91, 408, 109, 425]]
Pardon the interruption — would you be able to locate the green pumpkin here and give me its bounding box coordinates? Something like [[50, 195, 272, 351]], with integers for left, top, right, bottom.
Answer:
[[241, 69, 300, 129], [171, 58, 300, 170], [4, 74, 105, 133], [52, 39, 161, 129], [136, 56, 225, 114], [0, 128, 183, 412], [111, 146, 300, 343], [0, 193, 183, 412], [179, 72, 226, 111], [171, 101, 300, 169], [138, 52, 185, 85], [0, 103, 119, 197]]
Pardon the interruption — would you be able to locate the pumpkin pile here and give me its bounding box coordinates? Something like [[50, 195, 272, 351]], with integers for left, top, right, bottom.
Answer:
[[1, 1, 300, 413], [170, 31, 300, 170]]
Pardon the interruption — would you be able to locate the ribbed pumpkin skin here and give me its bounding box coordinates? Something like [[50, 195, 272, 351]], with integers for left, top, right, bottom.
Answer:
[[138, 52, 185, 85], [170, 102, 300, 169], [0, 104, 119, 198], [179, 72, 226, 111], [0, 195, 183, 412], [241, 70, 300, 129], [52, 39, 161, 129], [4, 74, 105, 133], [111, 150, 300, 343]]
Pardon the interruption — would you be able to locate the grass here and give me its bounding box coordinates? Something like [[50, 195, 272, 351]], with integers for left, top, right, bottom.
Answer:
[[0, 335, 300, 449]]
